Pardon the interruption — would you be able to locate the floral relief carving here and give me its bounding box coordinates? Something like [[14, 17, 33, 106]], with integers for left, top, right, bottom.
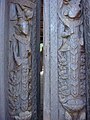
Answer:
[[58, 0, 86, 119], [9, 1, 33, 119]]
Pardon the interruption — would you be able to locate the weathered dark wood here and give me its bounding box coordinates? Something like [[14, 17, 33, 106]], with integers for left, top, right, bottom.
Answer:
[[31, 0, 41, 120], [8, 0, 41, 119], [44, 0, 59, 120], [44, 0, 86, 120], [0, 0, 9, 119], [43, 0, 51, 119], [83, 0, 90, 119], [50, 0, 59, 120], [36, 0, 41, 120]]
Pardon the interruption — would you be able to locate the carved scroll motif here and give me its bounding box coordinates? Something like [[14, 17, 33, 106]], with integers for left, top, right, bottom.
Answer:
[[9, 1, 34, 119], [58, 0, 86, 119]]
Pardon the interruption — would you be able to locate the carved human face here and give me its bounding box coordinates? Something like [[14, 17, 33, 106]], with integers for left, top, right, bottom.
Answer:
[[18, 18, 29, 36]]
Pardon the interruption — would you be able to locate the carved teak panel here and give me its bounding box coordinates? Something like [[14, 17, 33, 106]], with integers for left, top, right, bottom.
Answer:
[[8, 0, 36, 119], [58, 0, 86, 120]]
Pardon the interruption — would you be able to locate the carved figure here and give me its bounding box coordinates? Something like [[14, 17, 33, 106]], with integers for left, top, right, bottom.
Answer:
[[9, 2, 33, 119], [58, 0, 86, 119]]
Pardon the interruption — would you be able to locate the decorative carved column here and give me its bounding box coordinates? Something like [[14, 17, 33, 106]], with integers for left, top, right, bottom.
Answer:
[[8, 0, 39, 120], [44, 0, 86, 120], [58, 0, 86, 119]]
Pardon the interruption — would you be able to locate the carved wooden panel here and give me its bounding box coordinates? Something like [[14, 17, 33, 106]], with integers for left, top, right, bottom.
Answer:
[[57, 0, 86, 119], [8, 0, 37, 119]]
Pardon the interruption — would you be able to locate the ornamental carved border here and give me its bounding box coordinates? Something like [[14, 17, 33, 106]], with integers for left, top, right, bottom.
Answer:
[[8, 0, 37, 120], [57, 0, 86, 119]]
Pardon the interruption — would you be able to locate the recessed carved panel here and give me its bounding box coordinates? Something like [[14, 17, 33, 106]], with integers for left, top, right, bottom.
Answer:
[[8, 0, 36, 119], [57, 0, 86, 119]]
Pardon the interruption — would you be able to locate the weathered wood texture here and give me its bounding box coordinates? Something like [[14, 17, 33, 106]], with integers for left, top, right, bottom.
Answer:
[[58, 0, 86, 119], [0, 0, 9, 120], [8, 0, 40, 120], [44, 0, 86, 120], [83, 0, 90, 119], [43, 0, 50, 120], [50, 0, 59, 120], [44, 0, 58, 120], [36, 0, 41, 120]]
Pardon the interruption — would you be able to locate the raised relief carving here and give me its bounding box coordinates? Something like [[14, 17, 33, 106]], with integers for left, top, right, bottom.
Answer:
[[9, 2, 33, 119], [58, 0, 86, 119]]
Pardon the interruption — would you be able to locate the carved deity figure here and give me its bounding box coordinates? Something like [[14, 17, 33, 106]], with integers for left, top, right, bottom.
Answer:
[[9, 2, 33, 120], [58, 0, 86, 119]]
